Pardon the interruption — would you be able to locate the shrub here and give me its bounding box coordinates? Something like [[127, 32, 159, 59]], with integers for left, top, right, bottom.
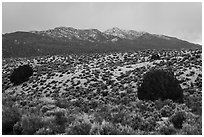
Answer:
[[140, 117, 157, 132], [110, 111, 129, 125], [115, 123, 136, 135], [137, 69, 183, 102], [10, 64, 33, 85], [89, 123, 101, 135], [90, 121, 124, 135], [65, 121, 92, 135], [181, 123, 202, 135], [2, 105, 21, 135], [54, 111, 67, 133], [150, 54, 160, 60], [128, 114, 143, 130], [38, 116, 59, 135], [35, 127, 54, 135], [170, 111, 186, 129], [55, 98, 70, 108], [13, 122, 23, 135], [159, 124, 177, 135], [160, 105, 173, 117], [98, 121, 121, 135], [20, 114, 44, 134], [184, 93, 202, 115], [179, 113, 202, 135]]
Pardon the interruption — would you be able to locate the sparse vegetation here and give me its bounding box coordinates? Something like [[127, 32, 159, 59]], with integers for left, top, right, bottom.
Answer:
[[2, 49, 202, 135]]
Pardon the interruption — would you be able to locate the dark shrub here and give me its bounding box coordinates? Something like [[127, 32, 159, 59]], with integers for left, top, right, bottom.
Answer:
[[10, 64, 33, 85], [184, 93, 202, 115], [54, 111, 67, 133], [13, 122, 23, 135], [170, 111, 186, 129], [137, 69, 183, 102], [159, 125, 177, 135], [2, 105, 21, 135], [150, 54, 160, 60]]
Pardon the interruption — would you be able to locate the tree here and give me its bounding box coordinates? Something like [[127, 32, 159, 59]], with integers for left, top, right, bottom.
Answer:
[[150, 54, 160, 60], [10, 64, 33, 85], [137, 69, 183, 102]]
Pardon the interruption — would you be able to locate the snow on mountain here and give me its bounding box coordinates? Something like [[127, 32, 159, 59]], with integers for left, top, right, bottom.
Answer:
[[31, 27, 77, 39], [30, 26, 172, 42], [78, 29, 109, 42], [111, 38, 119, 42], [104, 27, 172, 41], [124, 29, 147, 38], [104, 27, 147, 40], [104, 27, 128, 39], [31, 27, 110, 42]]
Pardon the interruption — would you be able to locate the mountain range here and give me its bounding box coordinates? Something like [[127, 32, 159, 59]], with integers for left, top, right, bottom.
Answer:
[[2, 27, 201, 58]]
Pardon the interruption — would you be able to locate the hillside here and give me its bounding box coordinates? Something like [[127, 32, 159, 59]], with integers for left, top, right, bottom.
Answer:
[[2, 27, 201, 58], [2, 49, 202, 135]]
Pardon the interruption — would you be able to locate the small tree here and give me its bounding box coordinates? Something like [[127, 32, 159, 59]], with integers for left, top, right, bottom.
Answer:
[[150, 54, 160, 60], [137, 69, 183, 102], [170, 111, 186, 129]]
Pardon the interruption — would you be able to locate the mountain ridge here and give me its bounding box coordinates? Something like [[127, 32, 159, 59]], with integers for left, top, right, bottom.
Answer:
[[2, 26, 201, 58]]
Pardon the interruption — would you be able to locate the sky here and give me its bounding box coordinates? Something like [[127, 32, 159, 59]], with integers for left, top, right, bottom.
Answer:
[[2, 2, 202, 44]]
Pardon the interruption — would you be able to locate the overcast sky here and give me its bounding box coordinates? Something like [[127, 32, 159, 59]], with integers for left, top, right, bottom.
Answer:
[[2, 2, 202, 44]]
